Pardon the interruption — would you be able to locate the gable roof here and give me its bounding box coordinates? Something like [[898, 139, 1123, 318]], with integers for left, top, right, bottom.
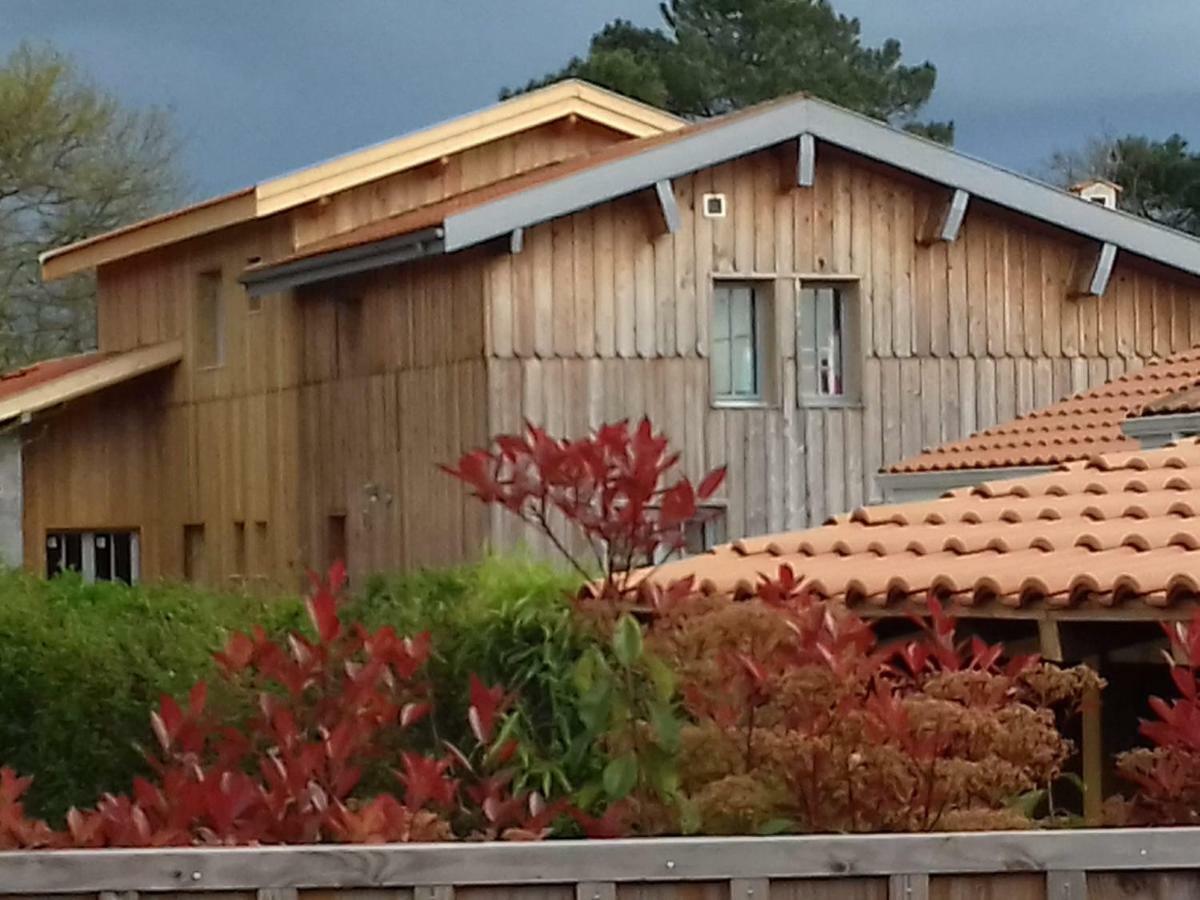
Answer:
[[636, 438, 1200, 618], [243, 91, 1200, 296], [40, 81, 683, 281], [888, 351, 1200, 475], [0, 340, 183, 424]]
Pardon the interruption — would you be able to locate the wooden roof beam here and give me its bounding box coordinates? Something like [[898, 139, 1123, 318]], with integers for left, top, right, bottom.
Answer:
[[1075, 241, 1118, 298], [796, 133, 816, 188], [918, 188, 970, 245], [654, 179, 681, 234]]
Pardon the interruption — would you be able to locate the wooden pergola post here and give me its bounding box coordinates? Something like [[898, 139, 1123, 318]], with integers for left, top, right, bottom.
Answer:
[[1082, 654, 1104, 825]]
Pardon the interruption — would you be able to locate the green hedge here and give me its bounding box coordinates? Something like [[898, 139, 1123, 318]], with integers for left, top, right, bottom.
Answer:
[[0, 570, 302, 822], [0, 557, 591, 822]]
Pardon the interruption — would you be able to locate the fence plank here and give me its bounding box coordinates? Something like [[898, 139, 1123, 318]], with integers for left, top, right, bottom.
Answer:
[[729, 878, 769, 900], [1, 831, 1200, 893], [578, 884, 617, 900], [888, 874, 928, 900], [1047, 871, 1087, 899]]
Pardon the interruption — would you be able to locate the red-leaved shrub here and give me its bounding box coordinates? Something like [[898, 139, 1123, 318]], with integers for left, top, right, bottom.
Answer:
[[0, 564, 567, 847], [1109, 612, 1200, 825]]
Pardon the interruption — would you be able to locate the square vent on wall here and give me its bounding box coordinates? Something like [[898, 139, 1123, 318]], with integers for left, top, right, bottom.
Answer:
[[702, 192, 727, 218]]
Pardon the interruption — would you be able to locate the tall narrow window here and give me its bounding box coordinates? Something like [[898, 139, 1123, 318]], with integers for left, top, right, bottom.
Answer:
[[195, 269, 224, 368], [233, 521, 247, 575], [327, 514, 348, 571], [798, 283, 859, 405], [183, 524, 206, 582], [711, 283, 769, 404]]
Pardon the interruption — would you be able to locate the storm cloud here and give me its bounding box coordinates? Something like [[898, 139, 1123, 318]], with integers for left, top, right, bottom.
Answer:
[[3, 0, 1198, 198]]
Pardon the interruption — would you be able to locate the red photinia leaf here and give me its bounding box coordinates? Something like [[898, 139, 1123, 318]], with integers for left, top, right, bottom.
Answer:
[[695, 465, 727, 500], [659, 480, 696, 528], [305, 574, 341, 644], [468, 674, 508, 745]]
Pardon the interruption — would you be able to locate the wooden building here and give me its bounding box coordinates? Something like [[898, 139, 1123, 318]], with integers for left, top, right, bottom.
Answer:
[[24, 81, 1200, 587]]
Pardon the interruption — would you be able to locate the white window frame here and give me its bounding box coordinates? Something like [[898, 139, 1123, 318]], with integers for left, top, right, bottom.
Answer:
[[796, 279, 861, 408], [711, 280, 773, 407], [46, 530, 141, 584]]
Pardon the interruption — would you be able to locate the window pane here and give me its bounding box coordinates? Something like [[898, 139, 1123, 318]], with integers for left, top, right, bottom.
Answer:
[[732, 334, 757, 395], [711, 336, 732, 396], [730, 287, 754, 339], [713, 287, 731, 341], [815, 288, 844, 397]]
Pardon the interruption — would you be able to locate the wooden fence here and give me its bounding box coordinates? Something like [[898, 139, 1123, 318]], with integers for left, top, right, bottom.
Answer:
[[5, 829, 1200, 899]]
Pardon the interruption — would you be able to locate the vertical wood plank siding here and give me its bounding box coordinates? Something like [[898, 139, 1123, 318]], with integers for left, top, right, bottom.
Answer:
[[25, 133, 1200, 582], [21, 121, 627, 585], [484, 146, 1200, 547]]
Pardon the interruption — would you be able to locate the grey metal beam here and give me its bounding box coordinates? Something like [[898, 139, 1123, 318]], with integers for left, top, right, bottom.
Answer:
[[1122, 413, 1200, 448], [875, 465, 1055, 503], [509, 227, 525, 254], [796, 133, 815, 187], [655, 179, 681, 234], [240, 228, 445, 296]]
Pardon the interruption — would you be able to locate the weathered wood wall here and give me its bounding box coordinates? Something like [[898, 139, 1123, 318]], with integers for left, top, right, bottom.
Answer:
[[482, 144, 1200, 551], [2, 830, 1200, 899], [23, 122, 626, 586]]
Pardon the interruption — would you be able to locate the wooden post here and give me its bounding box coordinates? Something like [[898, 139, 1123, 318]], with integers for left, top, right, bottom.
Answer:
[[1038, 618, 1064, 662], [1082, 654, 1103, 825]]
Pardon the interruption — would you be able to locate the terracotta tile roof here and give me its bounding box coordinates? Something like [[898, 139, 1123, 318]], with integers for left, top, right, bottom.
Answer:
[[640, 439, 1200, 616], [1141, 382, 1200, 416], [888, 350, 1200, 474], [0, 352, 106, 401]]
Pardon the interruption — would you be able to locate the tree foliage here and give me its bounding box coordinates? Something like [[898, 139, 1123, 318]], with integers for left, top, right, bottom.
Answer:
[[1044, 132, 1200, 236], [505, 0, 950, 140], [0, 43, 182, 367]]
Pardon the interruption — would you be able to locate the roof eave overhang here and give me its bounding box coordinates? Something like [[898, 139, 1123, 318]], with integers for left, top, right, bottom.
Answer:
[[240, 227, 446, 296], [439, 95, 1200, 278]]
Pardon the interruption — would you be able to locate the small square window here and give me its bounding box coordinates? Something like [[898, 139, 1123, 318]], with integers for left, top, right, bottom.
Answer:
[[46, 530, 139, 584], [712, 282, 771, 405], [798, 282, 860, 406], [702, 193, 727, 218]]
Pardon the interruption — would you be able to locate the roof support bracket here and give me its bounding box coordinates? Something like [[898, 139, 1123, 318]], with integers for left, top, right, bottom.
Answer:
[[918, 188, 969, 244], [1076, 241, 1117, 297], [796, 133, 816, 187], [654, 179, 681, 234], [509, 227, 524, 254]]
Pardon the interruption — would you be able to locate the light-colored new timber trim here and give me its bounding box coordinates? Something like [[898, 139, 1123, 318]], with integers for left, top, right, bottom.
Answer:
[[0, 340, 182, 423], [39, 189, 257, 282], [3, 829, 1200, 893], [438, 95, 1200, 277], [40, 80, 683, 281], [255, 82, 684, 216]]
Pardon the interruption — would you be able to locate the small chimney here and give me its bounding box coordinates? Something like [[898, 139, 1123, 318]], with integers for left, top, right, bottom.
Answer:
[[1069, 178, 1122, 210]]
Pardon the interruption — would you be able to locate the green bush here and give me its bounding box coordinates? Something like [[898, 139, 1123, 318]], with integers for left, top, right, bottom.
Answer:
[[347, 556, 603, 796], [0, 569, 301, 822]]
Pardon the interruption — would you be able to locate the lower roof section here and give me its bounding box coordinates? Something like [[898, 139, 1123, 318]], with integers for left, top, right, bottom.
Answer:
[[0, 339, 183, 424], [634, 438, 1200, 619]]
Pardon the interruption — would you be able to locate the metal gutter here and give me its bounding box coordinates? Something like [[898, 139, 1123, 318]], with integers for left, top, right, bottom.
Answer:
[[876, 465, 1056, 503], [1122, 412, 1200, 449], [240, 228, 445, 296]]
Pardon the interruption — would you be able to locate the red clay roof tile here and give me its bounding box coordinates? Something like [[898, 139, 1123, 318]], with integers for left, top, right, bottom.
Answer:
[[888, 349, 1200, 474], [0, 352, 105, 402], [637, 438, 1200, 615]]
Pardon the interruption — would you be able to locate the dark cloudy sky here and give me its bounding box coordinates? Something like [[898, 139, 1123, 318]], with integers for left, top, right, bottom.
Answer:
[[4, 1, 1199, 199]]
